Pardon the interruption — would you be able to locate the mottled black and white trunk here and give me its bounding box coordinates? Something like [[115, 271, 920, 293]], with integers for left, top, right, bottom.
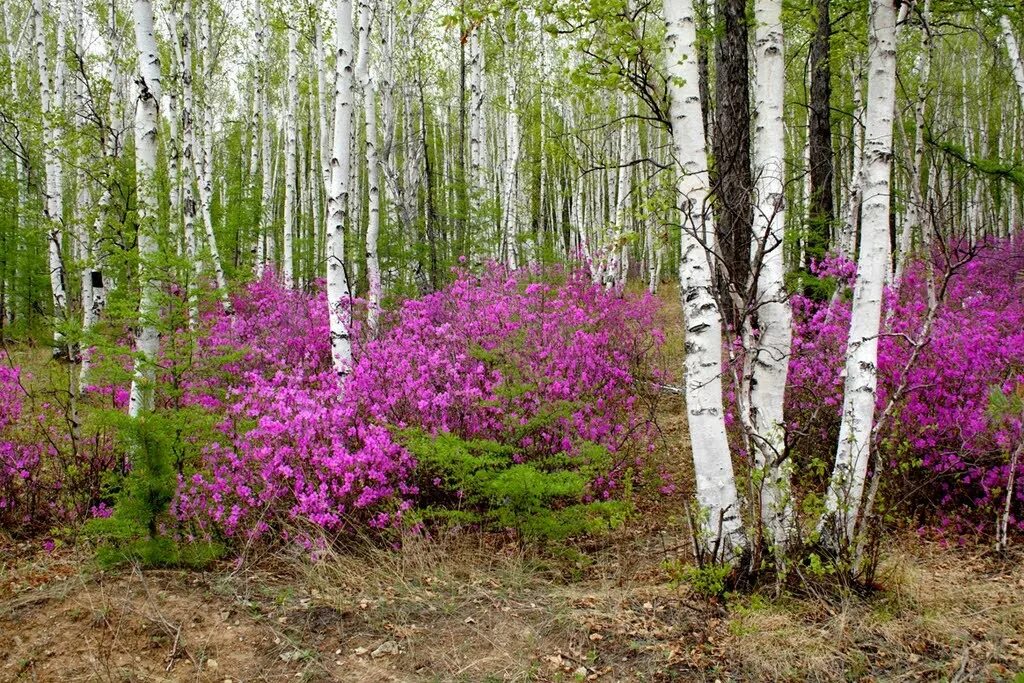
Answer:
[[128, 0, 163, 418], [665, 0, 746, 562], [821, 0, 898, 547], [328, 0, 355, 376]]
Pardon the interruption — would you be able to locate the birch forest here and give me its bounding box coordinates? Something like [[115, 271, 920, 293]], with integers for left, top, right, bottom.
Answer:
[[1, 0, 1024, 679]]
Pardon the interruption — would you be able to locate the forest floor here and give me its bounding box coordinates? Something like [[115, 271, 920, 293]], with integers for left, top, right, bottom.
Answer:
[[2, 289, 1024, 682], [3, 479, 1024, 682]]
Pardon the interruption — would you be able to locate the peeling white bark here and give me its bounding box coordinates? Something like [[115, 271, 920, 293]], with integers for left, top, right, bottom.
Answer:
[[822, 0, 898, 547], [128, 0, 163, 418], [664, 0, 746, 562], [328, 0, 355, 377]]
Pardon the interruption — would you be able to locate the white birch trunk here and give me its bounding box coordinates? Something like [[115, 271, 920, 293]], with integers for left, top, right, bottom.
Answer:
[[469, 23, 484, 231], [896, 0, 931, 284], [283, 28, 298, 288], [357, 0, 382, 332], [128, 0, 163, 418], [316, 22, 332, 208], [172, 2, 200, 323], [1002, 15, 1024, 110], [664, 0, 746, 562], [328, 0, 355, 376], [259, 72, 273, 276], [501, 63, 520, 270], [838, 61, 865, 260], [821, 0, 898, 547], [612, 107, 631, 291], [197, 13, 230, 310], [749, 0, 794, 548], [34, 0, 68, 353]]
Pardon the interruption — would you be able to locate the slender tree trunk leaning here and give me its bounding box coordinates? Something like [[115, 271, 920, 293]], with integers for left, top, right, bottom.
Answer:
[[1002, 15, 1024, 110], [327, 0, 355, 377], [821, 0, 898, 549], [664, 0, 746, 564], [749, 0, 794, 550], [283, 28, 298, 289], [128, 0, 163, 418], [357, 0, 382, 333], [35, 0, 69, 356]]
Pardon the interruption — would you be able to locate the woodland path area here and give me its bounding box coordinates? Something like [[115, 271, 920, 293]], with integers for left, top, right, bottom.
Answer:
[[3, 479, 1023, 682]]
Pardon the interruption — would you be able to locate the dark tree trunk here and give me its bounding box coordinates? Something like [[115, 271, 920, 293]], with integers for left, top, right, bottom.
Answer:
[[808, 0, 836, 256], [712, 0, 752, 326]]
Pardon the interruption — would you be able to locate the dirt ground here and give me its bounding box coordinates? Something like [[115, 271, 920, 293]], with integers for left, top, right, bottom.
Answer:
[[3, 520, 1024, 682]]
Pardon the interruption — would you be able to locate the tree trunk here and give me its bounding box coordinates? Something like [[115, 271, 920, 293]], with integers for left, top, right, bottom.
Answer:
[[357, 0, 382, 332], [128, 0, 163, 418], [821, 0, 898, 549], [749, 0, 794, 550], [712, 0, 752, 326], [807, 0, 835, 252], [327, 0, 355, 377], [34, 0, 69, 355], [283, 28, 298, 288], [665, 0, 746, 563], [896, 0, 931, 284], [1002, 15, 1024, 110]]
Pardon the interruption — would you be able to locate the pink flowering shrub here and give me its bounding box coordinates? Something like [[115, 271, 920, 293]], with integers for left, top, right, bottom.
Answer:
[[787, 239, 1024, 533], [174, 265, 664, 541]]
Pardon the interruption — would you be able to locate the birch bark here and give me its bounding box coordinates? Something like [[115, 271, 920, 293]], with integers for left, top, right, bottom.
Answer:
[[749, 0, 794, 547], [128, 0, 163, 418], [34, 0, 69, 354], [328, 0, 356, 376], [664, 0, 746, 561], [821, 0, 898, 547], [356, 0, 382, 332], [283, 28, 298, 288]]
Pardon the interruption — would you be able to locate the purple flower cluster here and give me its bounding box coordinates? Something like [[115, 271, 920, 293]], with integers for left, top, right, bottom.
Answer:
[[173, 265, 664, 541], [787, 239, 1024, 532]]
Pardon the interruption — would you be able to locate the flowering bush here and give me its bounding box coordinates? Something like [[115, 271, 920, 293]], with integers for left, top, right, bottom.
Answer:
[[174, 265, 664, 541], [0, 359, 119, 533], [787, 239, 1024, 534]]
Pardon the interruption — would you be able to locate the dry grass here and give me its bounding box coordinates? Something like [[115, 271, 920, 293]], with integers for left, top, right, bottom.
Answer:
[[720, 541, 1024, 681]]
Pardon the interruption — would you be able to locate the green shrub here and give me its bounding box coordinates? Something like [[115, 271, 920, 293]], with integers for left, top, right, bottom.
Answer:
[[85, 410, 221, 568], [403, 431, 631, 540]]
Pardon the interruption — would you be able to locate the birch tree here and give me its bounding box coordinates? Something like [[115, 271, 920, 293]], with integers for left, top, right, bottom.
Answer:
[[327, 0, 355, 376], [821, 0, 898, 548], [357, 0, 382, 332], [283, 27, 298, 289], [34, 0, 69, 355], [1002, 14, 1024, 110], [748, 0, 793, 548], [664, 0, 745, 562], [128, 0, 163, 418]]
